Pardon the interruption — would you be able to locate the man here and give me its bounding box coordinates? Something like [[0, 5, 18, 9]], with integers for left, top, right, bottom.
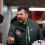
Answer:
[[7, 7, 43, 45]]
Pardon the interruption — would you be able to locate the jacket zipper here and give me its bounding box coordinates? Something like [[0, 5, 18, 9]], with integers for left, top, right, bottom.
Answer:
[[26, 19, 30, 45], [27, 25, 30, 41]]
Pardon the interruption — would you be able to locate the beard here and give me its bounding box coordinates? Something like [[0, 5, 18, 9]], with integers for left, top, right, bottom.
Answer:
[[19, 20, 25, 24], [18, 18, 26, 25], [18, 17, 27, 25]]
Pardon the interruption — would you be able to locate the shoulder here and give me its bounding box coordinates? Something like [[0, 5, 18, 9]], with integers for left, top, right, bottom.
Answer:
[[29, 18, 39, 28], [29, 18, 38, 25], [11, 19, 20, 26], [10, 24, 15, 29]]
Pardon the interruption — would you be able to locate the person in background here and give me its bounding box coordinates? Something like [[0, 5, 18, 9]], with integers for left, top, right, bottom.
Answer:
[[0, 14, 4, 43], [7, 7, 43, 45], [0, 14, 4, 24]]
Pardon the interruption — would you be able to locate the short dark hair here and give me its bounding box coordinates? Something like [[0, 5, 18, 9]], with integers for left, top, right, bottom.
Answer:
[[17, 7, 28, 14]]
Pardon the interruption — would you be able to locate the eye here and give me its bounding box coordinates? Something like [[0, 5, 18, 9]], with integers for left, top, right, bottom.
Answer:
[[20, 14, 23, 15]]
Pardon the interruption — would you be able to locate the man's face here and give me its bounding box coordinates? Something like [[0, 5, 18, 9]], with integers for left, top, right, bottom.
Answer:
[[17, 10, 28, 24]]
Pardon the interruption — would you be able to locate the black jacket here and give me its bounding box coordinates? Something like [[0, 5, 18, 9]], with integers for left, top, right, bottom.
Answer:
[[7, 18, 43, 45]]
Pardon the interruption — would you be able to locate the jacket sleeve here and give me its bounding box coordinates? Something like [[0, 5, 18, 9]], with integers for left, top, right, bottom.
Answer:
[[7, 25, 16, 45], [37, 24, 43, 40]]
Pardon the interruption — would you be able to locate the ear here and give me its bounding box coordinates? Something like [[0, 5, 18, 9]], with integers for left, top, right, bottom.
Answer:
[[26, 14, 28, 17]]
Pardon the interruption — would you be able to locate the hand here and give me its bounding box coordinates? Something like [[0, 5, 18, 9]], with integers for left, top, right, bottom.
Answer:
[[7, 37, 14, 44]]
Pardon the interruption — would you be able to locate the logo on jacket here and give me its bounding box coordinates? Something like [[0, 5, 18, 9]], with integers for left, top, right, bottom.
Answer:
[[30, 29, 33, 31], [16, 30, 20, 34]]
